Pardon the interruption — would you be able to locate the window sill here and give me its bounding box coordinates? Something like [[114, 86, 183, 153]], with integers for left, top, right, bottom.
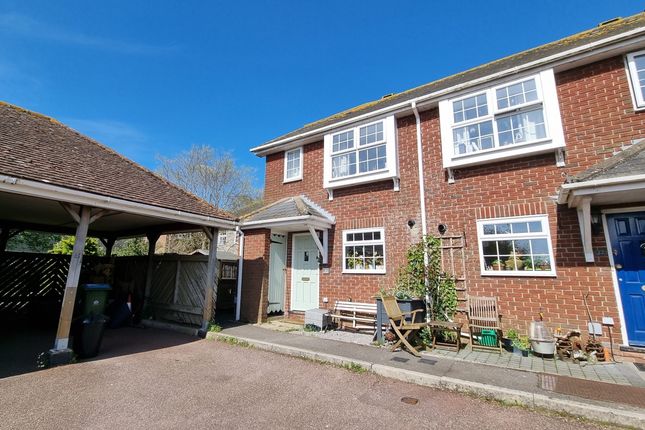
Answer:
[[480, 270, 556, 278], [325, 170, 398, 191], [283, 177, 302, 184], [443, 138, 564, 169], [342, 269, 386, 275]]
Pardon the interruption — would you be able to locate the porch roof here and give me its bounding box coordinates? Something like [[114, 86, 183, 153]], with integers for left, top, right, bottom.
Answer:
[[558, 138, 645, 207], [241, 195, 334, 231]]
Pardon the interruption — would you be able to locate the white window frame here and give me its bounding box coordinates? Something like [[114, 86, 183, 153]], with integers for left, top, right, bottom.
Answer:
[[217, 233, 227, 246], [220, 262, 238, 280], [323, 115, 398, 190], [342, 227, 386, 274], [626, 50, 645, 110], [439, 69, 565, 169], [476, 215, 556, 277], [283, 147, 303, 183]]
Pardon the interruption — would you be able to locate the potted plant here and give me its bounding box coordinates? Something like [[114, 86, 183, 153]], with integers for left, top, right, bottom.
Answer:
[[505, 253, 524, 271], [502, 328, 518, 352], [512, 335, 531, 357], [534, 257, 551, 271], [491, 259, 504, 271], [522, 257, 534, 271]]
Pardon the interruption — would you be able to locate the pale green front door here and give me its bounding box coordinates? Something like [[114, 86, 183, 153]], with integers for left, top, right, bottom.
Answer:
[[291, 234, 319, 311], [268, 234, 286, 313]]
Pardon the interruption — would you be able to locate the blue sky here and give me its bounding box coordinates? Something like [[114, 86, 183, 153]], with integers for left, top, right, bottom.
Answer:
[[1, 1, 642, 189]]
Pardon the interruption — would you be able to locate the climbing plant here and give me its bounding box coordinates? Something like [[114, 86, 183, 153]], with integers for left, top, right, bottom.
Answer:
[[388, 236, 457, 321]]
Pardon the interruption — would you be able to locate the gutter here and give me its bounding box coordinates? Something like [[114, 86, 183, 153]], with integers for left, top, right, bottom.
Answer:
[[252, 29, 645, 156], [235, 226, 245, 321], [0, 174, 238, 229]]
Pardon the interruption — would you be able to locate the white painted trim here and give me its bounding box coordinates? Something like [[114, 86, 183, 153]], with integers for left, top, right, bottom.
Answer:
[[558, 175, 645, 205], [251, 30, 645, 156], [602, 205, 645, 214], [283, 147, 303, 183], [411, 102, 428, 239], [601, 213, 629, 345], [476, 215, 557, 277], [0, 175, 237, 229], [241, 215, 333, 230], [626, 49, 645, 109], [439, 69, 566, 169], [235, 226, 244, 321], [323, 115, 398, 190], [341, 227, 386, 275], [290, 232, 320, 311], [576, 197, 594, 262]]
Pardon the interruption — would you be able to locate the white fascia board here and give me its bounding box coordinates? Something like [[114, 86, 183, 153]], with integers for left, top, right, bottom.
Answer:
[[558, 175, 645, 205], [0, 175, 237, 229], [251, 29, 645, 156], [240, 215, 333, 230]]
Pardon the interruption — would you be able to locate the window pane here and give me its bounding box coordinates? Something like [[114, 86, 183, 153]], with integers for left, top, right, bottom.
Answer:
[[483, 224, 495, 235], [453, 120, 494, 155], [496, 108, 546, 146], [482, 241, 497, 255], [496, 78, 538, 109], [513, 239, 531, 255], [374, 244, 384, 257], [285, 149, 300, 179], [531, 239, 549, 254], [332, 130, 354, 153], [358, 144, 386, 173], [359, 122, 384, 146], [373, 231, 381, 240], [495, 223, 510, 234], [497, 240, 512, 254], [511, 222, 528, 233], [346, 233, 354, 241], [453, 93, 487, 123], [332, 152, 356, 178], [528, 221, 542, 232], [635, 54, 645, 99]]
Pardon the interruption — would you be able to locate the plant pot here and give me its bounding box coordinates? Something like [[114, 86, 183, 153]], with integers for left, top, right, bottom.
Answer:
[[502, 338, 514, 352], [530, 339, 556, 356], [521, 349, 530, 357]]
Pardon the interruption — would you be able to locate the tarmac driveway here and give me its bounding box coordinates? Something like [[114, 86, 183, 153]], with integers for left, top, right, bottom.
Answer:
[[0, 330, 614, 430]]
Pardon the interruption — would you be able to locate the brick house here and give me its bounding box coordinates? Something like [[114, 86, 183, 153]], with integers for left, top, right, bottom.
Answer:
[[238, 13, 645, 358]]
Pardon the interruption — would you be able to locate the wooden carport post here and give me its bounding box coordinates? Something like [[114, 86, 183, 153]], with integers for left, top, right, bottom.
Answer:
[[199, 226, 219, 336], [138, 232, 160, 324], [51, 206, 91, 356]]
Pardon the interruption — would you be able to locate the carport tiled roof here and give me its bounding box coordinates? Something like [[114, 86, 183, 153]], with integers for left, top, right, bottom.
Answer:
[[242, 195, 334, 223], [0, 101, 233, 220], [255, 12, 645, 151], [567, 138, 645, 183]]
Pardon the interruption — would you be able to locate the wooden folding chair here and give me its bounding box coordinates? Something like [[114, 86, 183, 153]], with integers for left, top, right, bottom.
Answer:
[[381, 295, 428, 357], [466, 295, 503, 353]]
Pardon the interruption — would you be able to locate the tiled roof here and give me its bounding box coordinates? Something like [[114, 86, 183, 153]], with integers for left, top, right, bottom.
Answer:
[[0, 101, 233, 220], [242, 195, 334, 223], [568, 139, 645, 182], [257, 12, 645, 150]]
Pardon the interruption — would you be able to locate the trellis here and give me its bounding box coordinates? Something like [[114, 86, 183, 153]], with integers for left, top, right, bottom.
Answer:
[[438, 235, 468, 312]]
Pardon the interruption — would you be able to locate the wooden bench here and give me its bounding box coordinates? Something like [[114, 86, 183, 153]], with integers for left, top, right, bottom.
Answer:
[[330, 301, 377, 331], [428, 320, 463, 352]]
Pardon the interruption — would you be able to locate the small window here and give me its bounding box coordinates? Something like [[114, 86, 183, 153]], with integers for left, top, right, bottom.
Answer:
[[627, 50, 645, 109], [477, 215, 555, 277], [283, 147, 303, 182], [342, 228, 386, 274], [218, 233, 227, 246], [221, 262, 238, 280]]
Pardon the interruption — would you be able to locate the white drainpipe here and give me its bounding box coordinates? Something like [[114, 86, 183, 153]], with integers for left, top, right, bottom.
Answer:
[[235, 226, 245, 321], [412, 101, 431, 320]]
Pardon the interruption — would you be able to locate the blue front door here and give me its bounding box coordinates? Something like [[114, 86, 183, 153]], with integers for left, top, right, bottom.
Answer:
[[607, 213, 645, 346]]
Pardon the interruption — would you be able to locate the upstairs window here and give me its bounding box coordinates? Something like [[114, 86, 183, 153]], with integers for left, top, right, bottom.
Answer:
[[283, 147, 302, 182], [218, 232, 227, 246], [627, 50, 645, 109], [439, 69, 565, 169], [331, 120, 386, 179], [323, 115, 398, 191], [476, 215, 555, 277], [342, 228, 386, 274]]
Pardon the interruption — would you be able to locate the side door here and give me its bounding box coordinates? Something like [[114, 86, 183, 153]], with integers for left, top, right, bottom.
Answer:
[[607, 213, 645, 346]]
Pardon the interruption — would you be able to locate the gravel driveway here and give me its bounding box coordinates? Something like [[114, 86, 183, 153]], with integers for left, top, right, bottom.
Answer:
[[0, 329, 614, 430]]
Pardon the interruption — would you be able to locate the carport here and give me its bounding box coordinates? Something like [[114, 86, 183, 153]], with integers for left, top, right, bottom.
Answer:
[[0, 102, 237, 364]]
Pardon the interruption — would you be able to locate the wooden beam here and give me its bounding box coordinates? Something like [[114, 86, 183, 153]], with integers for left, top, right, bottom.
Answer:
[[201, 226, 213, 241], [202, 227, 219, 329], [53, 205, 91, 350], [60, 202, 81, 224], [101, 237, 116, 257], [141, 232, 161, 323]]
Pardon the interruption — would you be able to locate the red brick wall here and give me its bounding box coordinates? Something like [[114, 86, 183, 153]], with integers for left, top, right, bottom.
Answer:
[[240, 229, 270, 323], [256, 55, 645, 344]]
